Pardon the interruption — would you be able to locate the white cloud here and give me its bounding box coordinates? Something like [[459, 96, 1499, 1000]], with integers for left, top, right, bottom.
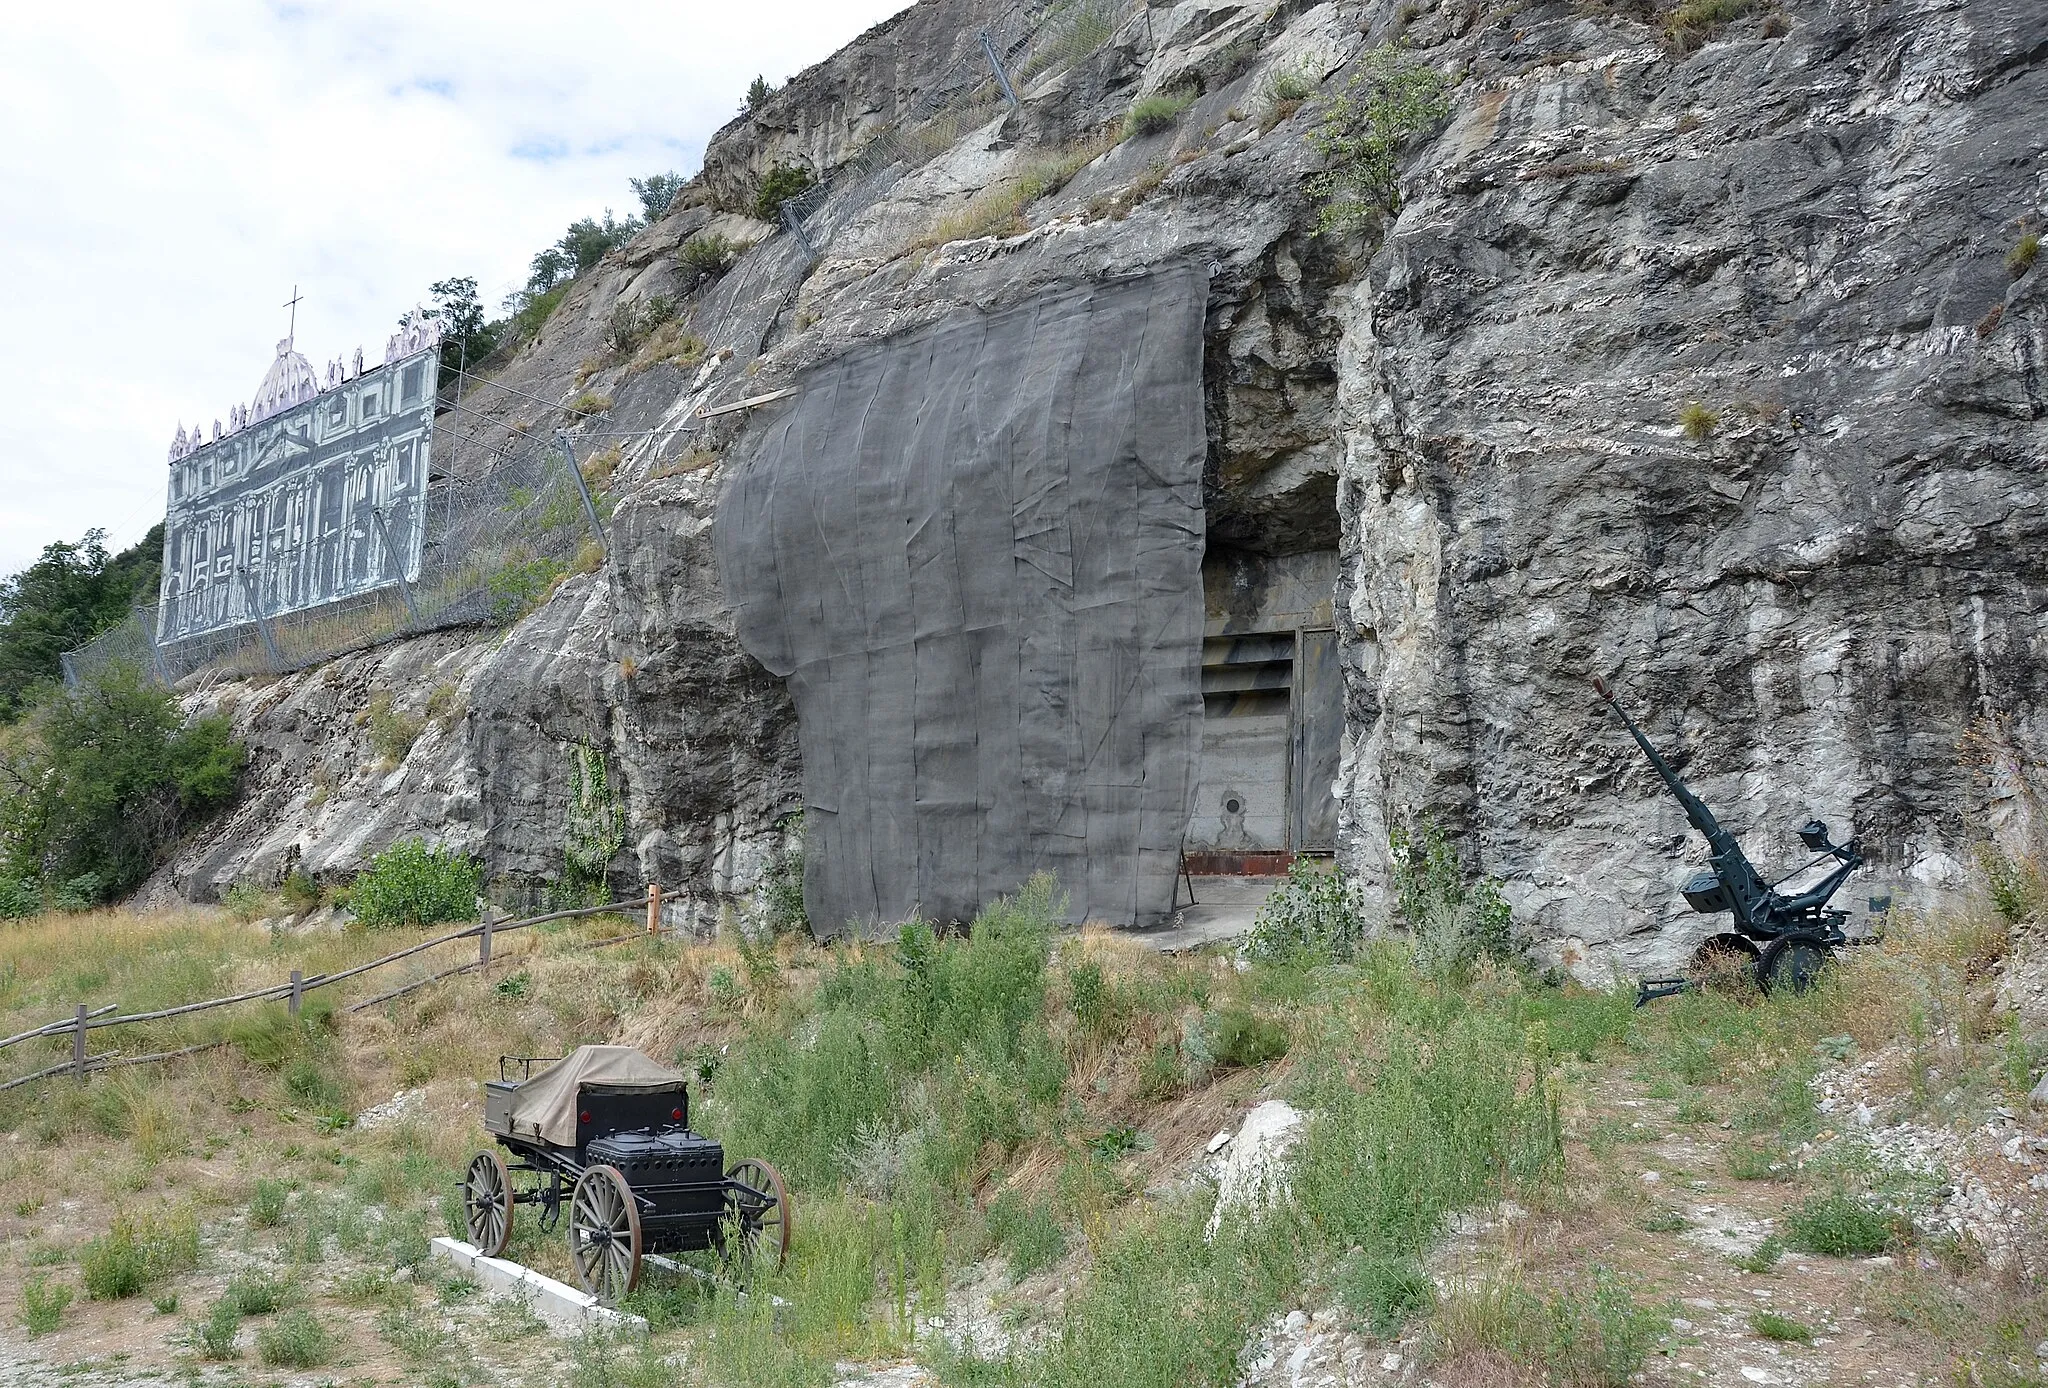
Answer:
[[0, 0, 912, 573]]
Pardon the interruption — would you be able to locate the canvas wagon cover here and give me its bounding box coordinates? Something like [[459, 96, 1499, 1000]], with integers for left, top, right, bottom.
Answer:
[[507, 1045, 687, 1146]]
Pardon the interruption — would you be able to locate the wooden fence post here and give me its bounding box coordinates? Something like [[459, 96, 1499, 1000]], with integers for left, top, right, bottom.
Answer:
[[288, 970, 303, 1020], [480, 911, 493, 970], [73, 1005, 87, 1082], [646, 883, 662, 936]]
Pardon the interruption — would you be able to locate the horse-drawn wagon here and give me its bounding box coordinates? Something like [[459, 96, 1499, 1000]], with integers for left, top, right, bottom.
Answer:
[[461, 1045, 788, 1303]]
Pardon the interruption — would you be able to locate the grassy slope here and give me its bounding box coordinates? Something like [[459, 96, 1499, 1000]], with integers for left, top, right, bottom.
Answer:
[[0, 883, 2040, 1387]]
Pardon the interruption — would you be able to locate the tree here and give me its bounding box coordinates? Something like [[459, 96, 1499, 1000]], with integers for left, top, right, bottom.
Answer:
[[0, 661, 243, 905], [746, 75, 774, 112], [422, 276, 500, 385], [0, 525, 164, 722], [557, 210, 643, 274], [630, 172, 685, 220], [526, 245, 575, 295]]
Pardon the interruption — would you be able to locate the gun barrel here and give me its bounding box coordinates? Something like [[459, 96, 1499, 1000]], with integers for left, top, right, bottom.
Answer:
[[1591, 680, 1725, 841]]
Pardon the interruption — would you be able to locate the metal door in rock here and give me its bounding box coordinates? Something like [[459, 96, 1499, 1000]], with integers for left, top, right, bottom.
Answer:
[[1186, 626, 1342, 856]]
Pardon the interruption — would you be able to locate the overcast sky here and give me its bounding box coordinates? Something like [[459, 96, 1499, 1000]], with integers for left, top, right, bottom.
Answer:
[[0, 0, 912, 576]]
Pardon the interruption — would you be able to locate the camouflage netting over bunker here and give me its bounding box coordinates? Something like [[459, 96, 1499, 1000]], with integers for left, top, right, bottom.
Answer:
[[717, 266, 1209, 932]]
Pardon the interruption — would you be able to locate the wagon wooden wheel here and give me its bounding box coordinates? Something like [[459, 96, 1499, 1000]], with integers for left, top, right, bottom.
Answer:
[[462, 1150, 513, 1258], [569, 1165, 642, 1303], [724, 1157, 790, 1271]]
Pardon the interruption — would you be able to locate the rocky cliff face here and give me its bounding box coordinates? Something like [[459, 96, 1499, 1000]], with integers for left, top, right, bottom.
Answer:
[[148, 0, 2046, 975]]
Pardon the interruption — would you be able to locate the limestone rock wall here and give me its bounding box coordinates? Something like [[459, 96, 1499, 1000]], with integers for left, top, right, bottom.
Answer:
[[146, 0, 2046, 972], [1332, 0, 2048, 975]]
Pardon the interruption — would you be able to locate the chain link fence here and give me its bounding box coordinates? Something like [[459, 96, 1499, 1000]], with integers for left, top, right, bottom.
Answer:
[[63, 432, 607, 689]]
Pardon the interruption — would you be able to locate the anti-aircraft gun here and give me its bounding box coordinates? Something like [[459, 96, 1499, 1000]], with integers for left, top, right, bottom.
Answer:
[[1591, 678, 1868, 1004]]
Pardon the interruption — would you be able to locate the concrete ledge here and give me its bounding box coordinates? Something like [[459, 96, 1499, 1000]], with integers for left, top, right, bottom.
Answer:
[[430, 1237, 647, 1336]]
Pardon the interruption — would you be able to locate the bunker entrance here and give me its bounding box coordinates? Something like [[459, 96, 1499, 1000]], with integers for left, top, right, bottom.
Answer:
[[1185, 550, 1342, 871]]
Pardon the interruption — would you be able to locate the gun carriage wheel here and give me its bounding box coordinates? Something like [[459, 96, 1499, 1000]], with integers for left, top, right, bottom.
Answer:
[[1758, 932, 1831, 996], [724, 1158, 790, 1270], [570, 1165, 643, 1301], [462, 1150, 514, 1258]]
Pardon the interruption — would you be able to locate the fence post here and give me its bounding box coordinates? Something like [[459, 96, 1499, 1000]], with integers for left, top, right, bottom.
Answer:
[[646, 883, 662, 936], [288, 970, 303, 1020], [367, 507, 423, 626], [554, 431, 609, 562], [72, 1005, 87, 1082], [236, 568, 285, 670], [480, 910, 493, 970], [980, 28, 1020, 107]]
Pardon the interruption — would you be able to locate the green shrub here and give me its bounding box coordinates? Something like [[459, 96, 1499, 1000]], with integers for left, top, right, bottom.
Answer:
[[1209, 1008, 1288, 1068], [256, 1308, 331, 1368], [222, 881, 268, 922], [1784, 1192, 1896, 1257], [506, 281, 570, 345], [1267, 66, 1319, 104], [1750, 1309, 1812, 1343], [248, 1179, 289, 1229], [1308, 44, 1450, 234], [679, 233, 740, 284], [223, 1272, 289, 1317], [1339, 1251, 1432, 1334], [1124, 88, 1196, 138], [20, 1276, 71, 1334], [2008, 232, 2041, 278], [485, 555, 568, 623], [1245, 858, 1364, 964], [754, 163, 816, 220], [0, 876, 38, 917], [151, 1290, 178, 1314], [1390, 822, 1513, 978], [350, 838, 481, 929], [1679, 400, 1719, 441], [281, 869, 321, 915]]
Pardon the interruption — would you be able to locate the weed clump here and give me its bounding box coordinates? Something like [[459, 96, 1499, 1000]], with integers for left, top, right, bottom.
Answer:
[[79, 1208, 199, 1300], [1750, 1308, 1813, 1343], [986, 1190, 1066, 1277], [1391, 822, 1513, 979], [20, 1276, 70, 1334], [1784, 1191, 1897, 1256], [1431, 1268, 1668, 1387], [248, 1178, 289, 1228], [1208, 1007, 1288, 1068], [256, 1307, 331, 1368]]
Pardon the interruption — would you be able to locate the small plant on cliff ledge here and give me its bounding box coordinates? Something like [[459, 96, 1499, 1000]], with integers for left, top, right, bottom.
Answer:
[[562, 744, 625, 901], [1679, 400, 1720, 441], [1308, 44, 1450, 235], [753, 163, 816, 221], [1124, 87, 1196, 139], [2008, 231, 2041, 279]]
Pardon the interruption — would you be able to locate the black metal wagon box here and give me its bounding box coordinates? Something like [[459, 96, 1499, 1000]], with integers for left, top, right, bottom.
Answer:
[[462, 1044, 788, 1303]]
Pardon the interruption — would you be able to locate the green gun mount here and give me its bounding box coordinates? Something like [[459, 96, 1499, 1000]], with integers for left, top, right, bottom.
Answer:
[[1591, 677, 1867, 1003]]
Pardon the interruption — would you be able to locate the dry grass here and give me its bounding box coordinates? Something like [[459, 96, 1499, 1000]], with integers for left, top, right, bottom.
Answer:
[[906, 130, 1119, 253]]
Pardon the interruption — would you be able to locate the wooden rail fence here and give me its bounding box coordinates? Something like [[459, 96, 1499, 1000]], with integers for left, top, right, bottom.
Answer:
[[0, 884, 671, 1094]]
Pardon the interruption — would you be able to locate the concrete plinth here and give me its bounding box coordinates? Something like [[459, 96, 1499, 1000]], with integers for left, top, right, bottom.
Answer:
[[430, 1237, 647, 1336]]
